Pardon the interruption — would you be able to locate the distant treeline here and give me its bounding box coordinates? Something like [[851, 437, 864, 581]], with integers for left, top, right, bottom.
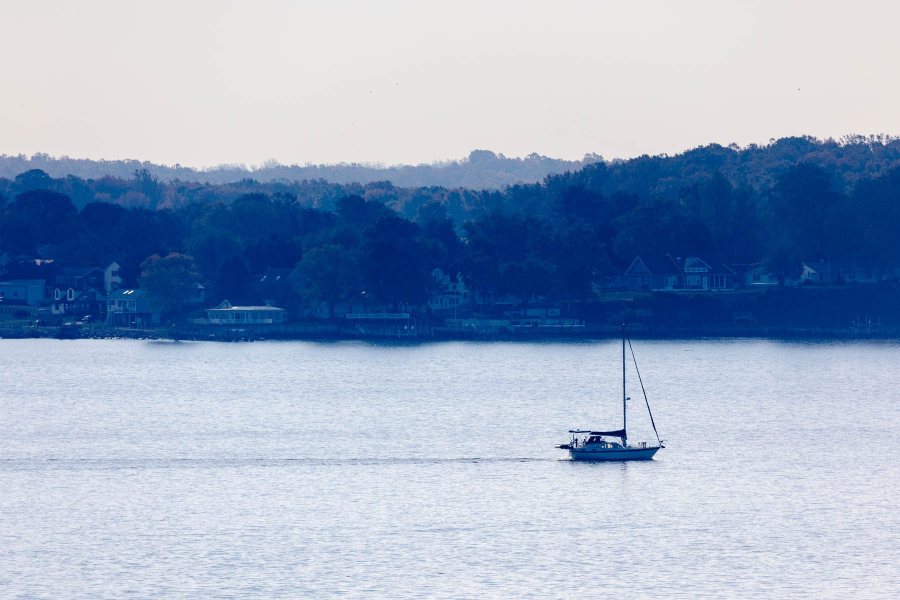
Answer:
[[0, 150, 603, 190], [2, 134, 900, 316]]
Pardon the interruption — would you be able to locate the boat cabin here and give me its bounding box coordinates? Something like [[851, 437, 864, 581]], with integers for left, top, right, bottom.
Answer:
[[566, 429, 626, 449], [584, 436, 622, 448]]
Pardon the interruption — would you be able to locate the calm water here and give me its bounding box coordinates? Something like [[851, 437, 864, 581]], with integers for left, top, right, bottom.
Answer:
[[1, 338, 898, 598]]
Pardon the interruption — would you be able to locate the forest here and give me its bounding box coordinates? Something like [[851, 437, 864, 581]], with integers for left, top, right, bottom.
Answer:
[[2, 135, 900, 319], [0, 150, 603, 190]]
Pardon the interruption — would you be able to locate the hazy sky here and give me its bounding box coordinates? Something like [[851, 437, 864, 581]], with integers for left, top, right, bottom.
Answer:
[[2, 0, 899, 168]]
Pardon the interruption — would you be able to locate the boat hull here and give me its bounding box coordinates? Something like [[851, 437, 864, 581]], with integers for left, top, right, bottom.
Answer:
[[569, 446, 660, 461]]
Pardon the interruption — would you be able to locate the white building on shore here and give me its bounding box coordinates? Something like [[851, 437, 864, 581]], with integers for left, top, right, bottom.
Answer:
[[206, 300, 285, 325]]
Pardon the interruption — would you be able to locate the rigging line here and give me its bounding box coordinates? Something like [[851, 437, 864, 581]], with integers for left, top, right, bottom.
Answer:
[[625, 330, 662, 445]]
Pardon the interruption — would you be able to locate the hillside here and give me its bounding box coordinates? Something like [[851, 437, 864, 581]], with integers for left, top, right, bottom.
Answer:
[[0, 150, 602, 190]]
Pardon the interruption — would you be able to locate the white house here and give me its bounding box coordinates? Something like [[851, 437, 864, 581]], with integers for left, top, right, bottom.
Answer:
[[797, 261, 833, 284], [429, 268, 470, 311], [104, 262, 122, 293], [207, 300, 285, 325], [671, 256, 736, 291]]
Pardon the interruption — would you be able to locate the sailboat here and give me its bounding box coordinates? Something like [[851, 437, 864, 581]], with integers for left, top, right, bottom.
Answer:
[[557, 324, 664, 461]]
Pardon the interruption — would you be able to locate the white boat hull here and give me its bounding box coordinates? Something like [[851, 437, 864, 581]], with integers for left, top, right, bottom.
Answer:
[[569, 446, 660, 461]]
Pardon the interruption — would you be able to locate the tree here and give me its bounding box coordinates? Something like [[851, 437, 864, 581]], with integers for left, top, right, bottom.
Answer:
[[139, 253, 200, 317], [114, 209, 183, 284], [244, 237, 301, 273], [767, 163, 844, 259], [461, 211, 555, 304], [415, 200, 450, 224], [613, 199, 686, 260], [81, 201, 127, 231], [763, 244, 802, 285], [214, 255, 251, 300], [550, 223, 611, 299], [336, 195, 392, 228], [420, 218, 463, 269], [185, 227, 242, 280], [360, 214, 430, 305], [14, 169, 52, 192], [0, 190, 78, 252], [133, 169, 162, 210], [296, 244, 362, 317], [851, 167, 900, 276], [68, 201, 130, 264]]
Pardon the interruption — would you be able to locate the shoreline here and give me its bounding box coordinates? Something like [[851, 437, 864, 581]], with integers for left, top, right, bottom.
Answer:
[[2, 324, 897, 342]]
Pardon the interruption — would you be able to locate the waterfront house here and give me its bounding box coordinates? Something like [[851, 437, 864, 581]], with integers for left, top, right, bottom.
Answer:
[[669, 255, 736, 291], [600, 274, 628, 290], [470, 289, 535, 311], [207, 300, 285, 325], [624, 256, 681, 291], [185, 282, 206, 304], [0, 279, 46, 306], [55, 263, 121, 295], [50, 287, 74, 315], [55, 267, 105, 292], [106, 288, 161, 327], [832, 262, 878, 284], [788, 260, 880, 286], [52, 287, 107, 317], [51, 286, 82, 315], [429, 268, 471, 312], [794, 260, 834, 284], [252, 267, 304, 306], [624, 254, 736, 291], [255, 267, 305, 292], [73, 288, 106, 316], [103, 262, 122, 293], [53, 265, 119, 314], [732, 263, 778, 287]]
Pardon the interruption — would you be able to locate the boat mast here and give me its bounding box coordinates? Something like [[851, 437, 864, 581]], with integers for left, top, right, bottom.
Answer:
[[622, 323, 626, 443]]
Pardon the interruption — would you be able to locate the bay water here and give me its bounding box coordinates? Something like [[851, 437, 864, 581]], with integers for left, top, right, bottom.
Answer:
[[1, 338, 898, 598]]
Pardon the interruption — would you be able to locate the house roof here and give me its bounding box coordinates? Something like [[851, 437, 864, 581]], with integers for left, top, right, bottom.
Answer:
[[58, 267, 104, 278], [77, 288, 107, 300], [210, 299, 284, 311], [803, 260, 836, 273], [670, 255, 736, 275], [107, 288, 146, 300], [730, 263, 764, 275], [743, 265, 770, 276], [258, 267, 293, 281], [627, 255, 680, 275]]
